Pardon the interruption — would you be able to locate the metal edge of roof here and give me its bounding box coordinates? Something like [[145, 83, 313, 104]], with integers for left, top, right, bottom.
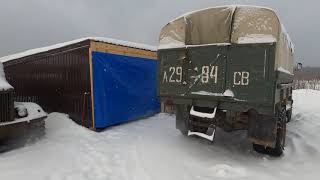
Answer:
[[0, 37, 157, 63]]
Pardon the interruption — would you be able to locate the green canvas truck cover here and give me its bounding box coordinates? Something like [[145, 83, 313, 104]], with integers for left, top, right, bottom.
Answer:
[[158, 5, 294, 114], [159, 5, 294, 74]]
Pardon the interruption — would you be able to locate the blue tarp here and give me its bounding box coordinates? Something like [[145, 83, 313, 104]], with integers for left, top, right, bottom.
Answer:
[[92, 51, 160, 128]]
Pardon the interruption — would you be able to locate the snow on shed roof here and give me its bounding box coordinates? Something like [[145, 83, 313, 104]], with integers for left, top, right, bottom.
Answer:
[[0, 37, 157, 63], [0, 62, 13, 90]]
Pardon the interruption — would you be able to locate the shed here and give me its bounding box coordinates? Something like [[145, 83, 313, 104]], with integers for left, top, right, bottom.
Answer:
[[0, 37, 160, 129]]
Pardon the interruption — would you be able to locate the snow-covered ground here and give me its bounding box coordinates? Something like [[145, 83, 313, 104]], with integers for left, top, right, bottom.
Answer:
[[0, 89, 319, 180]]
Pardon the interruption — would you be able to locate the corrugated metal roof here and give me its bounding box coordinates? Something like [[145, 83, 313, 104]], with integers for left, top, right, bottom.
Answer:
[[0, 37, 157, 63]]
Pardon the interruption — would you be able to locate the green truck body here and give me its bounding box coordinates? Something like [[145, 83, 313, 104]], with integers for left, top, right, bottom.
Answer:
[[158, 5, 294, 156], [159, 43, 293, 113]]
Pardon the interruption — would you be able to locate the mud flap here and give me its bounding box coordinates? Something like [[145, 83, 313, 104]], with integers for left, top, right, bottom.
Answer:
[[175, 105, 189, 134], [248, 111, 277, 147], [188, 106, 217, 141]]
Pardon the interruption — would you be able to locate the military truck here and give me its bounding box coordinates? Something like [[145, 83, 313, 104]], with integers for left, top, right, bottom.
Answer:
[[0, 61, 47, 143], [157, 5, 294, 156]]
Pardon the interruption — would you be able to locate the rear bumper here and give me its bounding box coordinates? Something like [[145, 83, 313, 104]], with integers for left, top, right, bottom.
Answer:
[[160, 95, 274, 115], [0, 116, 46, 140]]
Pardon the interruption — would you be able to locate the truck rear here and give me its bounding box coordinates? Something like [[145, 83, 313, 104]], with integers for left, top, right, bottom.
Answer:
[[159, 43, 276, 111], [158, 5, 294, 156]]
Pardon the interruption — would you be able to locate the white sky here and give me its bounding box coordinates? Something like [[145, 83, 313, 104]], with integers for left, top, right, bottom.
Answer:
[[0, 0, 318, 66]]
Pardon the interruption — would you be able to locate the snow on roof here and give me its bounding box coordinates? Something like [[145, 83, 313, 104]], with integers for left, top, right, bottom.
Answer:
[[0, 37, 157, 63], [237, 34, 277, 44], [277, 67, 294, 75], [0, 62, 13, 90]]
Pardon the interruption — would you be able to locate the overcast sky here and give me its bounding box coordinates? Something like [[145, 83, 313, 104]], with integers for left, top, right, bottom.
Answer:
[[0, 0, 318, 66]]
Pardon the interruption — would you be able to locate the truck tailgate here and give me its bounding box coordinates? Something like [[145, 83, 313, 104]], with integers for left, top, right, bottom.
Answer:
[[158, 43, 275, 104]]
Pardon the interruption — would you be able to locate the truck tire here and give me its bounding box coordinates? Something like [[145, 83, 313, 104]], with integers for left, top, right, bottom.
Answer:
[[268, 115, 286, 156], [252, 110, 286, 156]]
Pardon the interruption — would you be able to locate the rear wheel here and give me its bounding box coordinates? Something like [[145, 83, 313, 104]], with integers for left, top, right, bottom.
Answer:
[[252, 108, 287, 157]]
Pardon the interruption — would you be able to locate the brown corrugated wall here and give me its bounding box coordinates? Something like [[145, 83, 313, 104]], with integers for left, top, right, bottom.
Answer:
[[3, 40, 93, 128]]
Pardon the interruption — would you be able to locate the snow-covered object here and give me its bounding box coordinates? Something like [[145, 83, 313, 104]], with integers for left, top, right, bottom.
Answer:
[[191, 89, 235, 98], [237, 34, 276, 44], [277, 67, 294, 75], [159, 5, 294, 74], [191, 91, 223, 96], [223, 89, 235, 97], [0, 102, 47, 126], [0, 62, 13, 91], [0, 37, 157, 63], [0, 90, 319, 179], [15, 104, 28, 118], [188, 130, 215, 141], [159, 36, 185, 49], [190, 106, 217, 119]]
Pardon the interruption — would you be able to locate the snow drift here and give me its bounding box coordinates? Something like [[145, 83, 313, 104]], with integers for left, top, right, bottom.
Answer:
[[0, 90, 319, 180]]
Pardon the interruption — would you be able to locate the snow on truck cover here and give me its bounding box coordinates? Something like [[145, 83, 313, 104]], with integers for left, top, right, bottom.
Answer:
[[159, 5, 295, 73], [0, 37, 157, 63]]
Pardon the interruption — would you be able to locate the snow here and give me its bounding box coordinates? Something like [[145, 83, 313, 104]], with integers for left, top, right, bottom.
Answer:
[[186, 43, 231, 48], [0, 37, 157, 63], [281, 24, 295, 54], [192, 89, 235, 98], [191, 91, 223, 96], [158, 36, 185, 50], [237, 34, 277, 44], [190, 106, 217, 119], [223, 89, 234, 97], [188, 130, 215, 141], [158, 41, 231, 50], [277, 67, 293, 75], [0, 62, 13, 91], [0, 90, 320, 179]]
